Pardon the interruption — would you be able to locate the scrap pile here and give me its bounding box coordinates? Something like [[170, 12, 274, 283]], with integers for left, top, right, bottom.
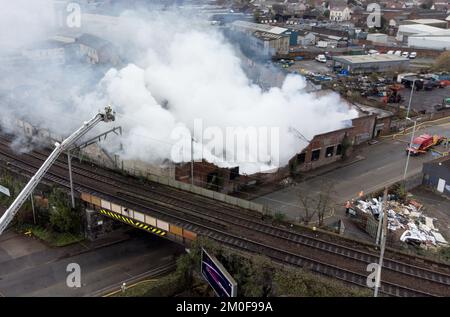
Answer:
[[356, 197, 448, 248]]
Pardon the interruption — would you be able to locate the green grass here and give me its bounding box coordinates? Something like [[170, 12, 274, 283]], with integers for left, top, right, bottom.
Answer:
[[19, 225, 85, 247]]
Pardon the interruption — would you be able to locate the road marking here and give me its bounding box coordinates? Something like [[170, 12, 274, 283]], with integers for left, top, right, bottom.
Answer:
[[102, 279, 159, 297]]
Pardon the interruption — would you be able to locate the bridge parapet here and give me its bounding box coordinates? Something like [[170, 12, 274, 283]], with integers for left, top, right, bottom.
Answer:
[[80, 192, 197, 244]]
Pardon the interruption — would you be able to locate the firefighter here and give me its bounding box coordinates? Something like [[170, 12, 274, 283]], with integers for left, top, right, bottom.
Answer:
[[345, 201, 351, 215]]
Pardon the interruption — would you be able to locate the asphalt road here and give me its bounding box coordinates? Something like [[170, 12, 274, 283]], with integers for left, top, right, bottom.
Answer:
[[253, 119, 450, 224], [0, 230, 185, 297]]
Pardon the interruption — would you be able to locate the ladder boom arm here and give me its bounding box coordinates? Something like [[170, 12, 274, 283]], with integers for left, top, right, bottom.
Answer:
[[0, 106, 115, 235]]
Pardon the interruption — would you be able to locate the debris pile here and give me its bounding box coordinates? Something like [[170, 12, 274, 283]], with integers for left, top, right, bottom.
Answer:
[[356, 197, 448, 248]]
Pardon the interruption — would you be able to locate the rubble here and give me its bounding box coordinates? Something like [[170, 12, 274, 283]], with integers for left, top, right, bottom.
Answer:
[[355, 197, 448, 248]]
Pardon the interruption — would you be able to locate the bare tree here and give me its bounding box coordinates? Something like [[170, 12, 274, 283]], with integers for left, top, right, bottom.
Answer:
[[297, 179, 336, 227]]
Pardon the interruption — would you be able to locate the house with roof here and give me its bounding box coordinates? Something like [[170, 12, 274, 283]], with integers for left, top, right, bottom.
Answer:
[[329, 5, 352, 22]]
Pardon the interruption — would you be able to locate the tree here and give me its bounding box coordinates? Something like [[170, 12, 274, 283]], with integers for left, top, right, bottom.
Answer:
[[49, 188, 80, 233], [434, 51, 450, 72], [297, 179, 336, 226], [324, 9, 330, 19], [420, 0, 434, 9]]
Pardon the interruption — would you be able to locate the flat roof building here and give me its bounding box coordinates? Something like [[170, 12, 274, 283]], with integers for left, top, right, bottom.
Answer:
[[332, 54, 410, 74]]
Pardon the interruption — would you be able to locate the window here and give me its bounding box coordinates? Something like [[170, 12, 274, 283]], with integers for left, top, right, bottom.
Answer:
[[297, 152, 306, 164], [311, 149, 321, 161], [326, 146, 334, 158], [336, 144, 343, 156]]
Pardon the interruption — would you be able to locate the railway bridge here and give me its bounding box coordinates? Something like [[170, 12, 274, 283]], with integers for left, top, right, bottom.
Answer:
[[1, 133, 450, 297]]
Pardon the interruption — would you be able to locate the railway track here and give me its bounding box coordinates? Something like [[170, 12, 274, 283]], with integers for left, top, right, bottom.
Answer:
[[0, 136, 449, 296]]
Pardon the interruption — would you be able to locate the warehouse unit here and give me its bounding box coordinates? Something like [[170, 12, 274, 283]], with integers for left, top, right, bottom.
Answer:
[[423, 156, 450, 197], [366, 33, 388, 44], [332, 54, 409, 74], [230, 20, 291, 55], [408, 34, 450, 50]]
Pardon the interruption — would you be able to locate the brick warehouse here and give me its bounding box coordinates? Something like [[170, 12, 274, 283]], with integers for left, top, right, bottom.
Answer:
[[175, 101, 391, 192]]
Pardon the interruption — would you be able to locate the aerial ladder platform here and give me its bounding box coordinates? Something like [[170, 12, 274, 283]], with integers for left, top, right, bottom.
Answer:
[[0, 106, 115, 235]]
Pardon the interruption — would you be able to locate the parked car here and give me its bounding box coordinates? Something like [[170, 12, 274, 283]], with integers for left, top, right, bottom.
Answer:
[[394, 50, 402, 56], [387, 50, 394, 55], [402, 51, 410, 58], [315, 54, 327, 63], [409, 52, 417, 59], [368, 49, 379, 55]]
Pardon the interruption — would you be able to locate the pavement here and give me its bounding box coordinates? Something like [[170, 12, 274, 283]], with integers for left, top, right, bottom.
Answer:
[[0, 229, 185, 297], [253, 119, 450, 233]]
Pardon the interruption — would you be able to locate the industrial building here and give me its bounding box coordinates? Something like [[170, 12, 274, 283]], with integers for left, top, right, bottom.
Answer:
[[332, 54, 410, 74], [366, 33, 388, 44], [396, 23, 450, 49], [423, 156, 450, 197], [401, 19, 448, 29], [230, 20, 291, 55]]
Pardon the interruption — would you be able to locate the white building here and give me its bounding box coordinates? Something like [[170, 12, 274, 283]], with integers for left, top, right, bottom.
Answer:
[[396, 24, 450, 42], [329, 5, 352, 22], [397, 23, 450, 49], [408, 35, 450, 50], [366, 33, 388, 44]]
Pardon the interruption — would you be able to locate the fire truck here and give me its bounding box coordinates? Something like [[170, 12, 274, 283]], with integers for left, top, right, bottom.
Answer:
[[406, 134, 444, 156]]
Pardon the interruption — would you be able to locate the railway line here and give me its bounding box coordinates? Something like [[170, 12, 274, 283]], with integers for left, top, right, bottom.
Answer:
[[0, 135, 450, 296]]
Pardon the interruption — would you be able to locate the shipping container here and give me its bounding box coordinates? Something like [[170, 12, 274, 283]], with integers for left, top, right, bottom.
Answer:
[[156, 219, 169, 231], [145, 215, 157, 226], [134, 211, 145, 222], [169, 224, 183, 236], [100, 199, 111, 210]]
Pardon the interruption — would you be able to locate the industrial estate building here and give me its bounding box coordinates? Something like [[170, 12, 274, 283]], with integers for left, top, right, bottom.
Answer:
[[230, 20, 291, 55], [423, 156, 450, 197], [332, 54, 410, 74]]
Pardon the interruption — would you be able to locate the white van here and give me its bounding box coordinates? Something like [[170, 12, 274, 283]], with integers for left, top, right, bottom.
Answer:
[[402, 51, 410, 58], [315, 54, 327, 63], [409, 52, 417, 59]]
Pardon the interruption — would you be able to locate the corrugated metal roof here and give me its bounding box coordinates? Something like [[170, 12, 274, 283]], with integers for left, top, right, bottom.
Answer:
[[332, 54, 409, 64], [231, 20, 288, 35]]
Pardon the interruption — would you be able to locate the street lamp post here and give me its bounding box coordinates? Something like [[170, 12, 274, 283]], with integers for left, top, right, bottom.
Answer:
[[374, 187, 388, 297], [403, 117, 418, 182], [404, 80, 416, 129]]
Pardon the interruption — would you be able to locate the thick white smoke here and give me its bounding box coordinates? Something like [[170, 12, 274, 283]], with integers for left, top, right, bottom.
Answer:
[[0, 3, 358, 175]]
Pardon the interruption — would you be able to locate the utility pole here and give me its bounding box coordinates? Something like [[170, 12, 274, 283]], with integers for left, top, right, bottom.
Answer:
[[403, 118, 417, 182], [191, 136, 194, 186], [30, 191, 36, 225], [374, 187, 388, 297], [67, 151, 75, 209], [375, 197, 383, 246], [404, 80, 416, 132]]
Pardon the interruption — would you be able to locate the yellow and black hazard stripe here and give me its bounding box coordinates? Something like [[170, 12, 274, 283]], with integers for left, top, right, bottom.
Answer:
[[99, 209, 167, 237]]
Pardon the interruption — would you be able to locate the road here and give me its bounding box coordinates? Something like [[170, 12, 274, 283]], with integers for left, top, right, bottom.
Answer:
[[0, 229, 185, 297], [254, 119, 450, 225]]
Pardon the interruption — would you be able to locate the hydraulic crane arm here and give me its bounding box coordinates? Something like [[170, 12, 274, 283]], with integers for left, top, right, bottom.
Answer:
[[0, 106, 115, 235]]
